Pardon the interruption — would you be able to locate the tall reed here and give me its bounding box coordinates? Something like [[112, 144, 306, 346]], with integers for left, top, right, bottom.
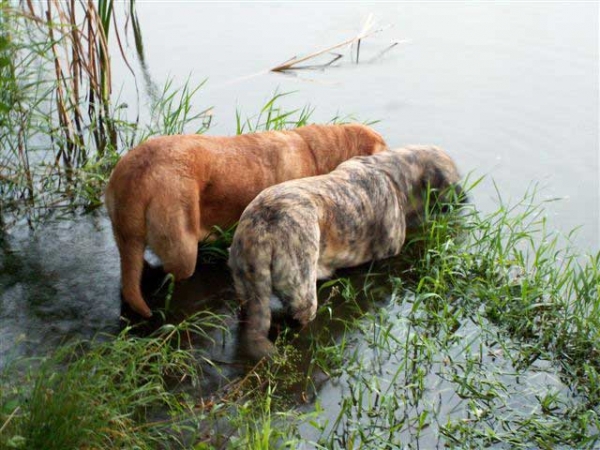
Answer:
[[0, 1, 140, 226]]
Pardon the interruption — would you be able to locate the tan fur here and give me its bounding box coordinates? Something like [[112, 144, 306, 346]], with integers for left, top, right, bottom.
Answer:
[[105, 124, 387, 317]]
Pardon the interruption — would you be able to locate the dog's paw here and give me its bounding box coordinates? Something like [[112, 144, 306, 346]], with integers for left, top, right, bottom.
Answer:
[[241, 332, 277, 362]]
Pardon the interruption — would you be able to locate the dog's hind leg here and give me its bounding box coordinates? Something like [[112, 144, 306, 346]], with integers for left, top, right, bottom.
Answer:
[[287, 270, 318, 326], [146, 190, 200, 283], [272, 230, 320, 326], [236, 268, 277, 360]]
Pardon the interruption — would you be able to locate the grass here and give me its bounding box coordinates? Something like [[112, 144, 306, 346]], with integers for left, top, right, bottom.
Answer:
[[235, 91, 313, 134], [1, 311, 227, 449], [2, 182, 599, 449]]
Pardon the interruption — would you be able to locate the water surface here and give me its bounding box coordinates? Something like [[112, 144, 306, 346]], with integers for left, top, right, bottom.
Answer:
[[124, 2, 598, 249]]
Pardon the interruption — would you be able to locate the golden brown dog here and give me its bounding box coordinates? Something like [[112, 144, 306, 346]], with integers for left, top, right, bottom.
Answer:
[[228, 146, 463, 359], [105, 124, 387, 318]]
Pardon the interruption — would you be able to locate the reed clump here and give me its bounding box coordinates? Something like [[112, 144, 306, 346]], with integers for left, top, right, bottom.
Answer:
[[0, 1, 212, 227], [0, 0, 130, 225]]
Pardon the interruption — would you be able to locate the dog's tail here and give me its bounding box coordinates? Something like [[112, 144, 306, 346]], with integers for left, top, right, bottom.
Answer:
[[105, 187, 153, 318], [229, 234, 276, 360]]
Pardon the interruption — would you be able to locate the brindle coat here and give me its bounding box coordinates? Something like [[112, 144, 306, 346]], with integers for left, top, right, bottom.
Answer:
[[105, 124, 387, 318], [228, 146, 463, 359]]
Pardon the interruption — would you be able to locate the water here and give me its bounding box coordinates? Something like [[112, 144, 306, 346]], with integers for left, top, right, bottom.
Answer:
[[0, 2, 598, 445], [122, 2, 598, 249], [0, 218, 121, 365]]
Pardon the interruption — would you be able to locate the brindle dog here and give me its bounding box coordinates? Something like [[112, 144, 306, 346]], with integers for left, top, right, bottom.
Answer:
[[105, 124, 386, 318], [228, 146, 463, 359]]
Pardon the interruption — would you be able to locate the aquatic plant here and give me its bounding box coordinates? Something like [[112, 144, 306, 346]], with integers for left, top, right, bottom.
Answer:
[[303, 183, 600, 448]]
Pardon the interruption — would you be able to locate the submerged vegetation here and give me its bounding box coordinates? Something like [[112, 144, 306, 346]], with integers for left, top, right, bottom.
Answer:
[[1, 2, 599, 449]]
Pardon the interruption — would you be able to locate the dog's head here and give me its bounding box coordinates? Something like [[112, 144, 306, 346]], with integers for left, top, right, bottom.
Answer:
[[388, 146, 467, 230]]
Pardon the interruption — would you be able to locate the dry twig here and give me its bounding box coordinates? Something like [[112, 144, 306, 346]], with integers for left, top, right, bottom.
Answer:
[[271, 13, 390, 72]]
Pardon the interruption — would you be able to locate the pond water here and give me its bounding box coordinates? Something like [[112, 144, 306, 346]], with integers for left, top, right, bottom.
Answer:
[[123, 2, 598, 249], [0, 2, 598, 445]]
